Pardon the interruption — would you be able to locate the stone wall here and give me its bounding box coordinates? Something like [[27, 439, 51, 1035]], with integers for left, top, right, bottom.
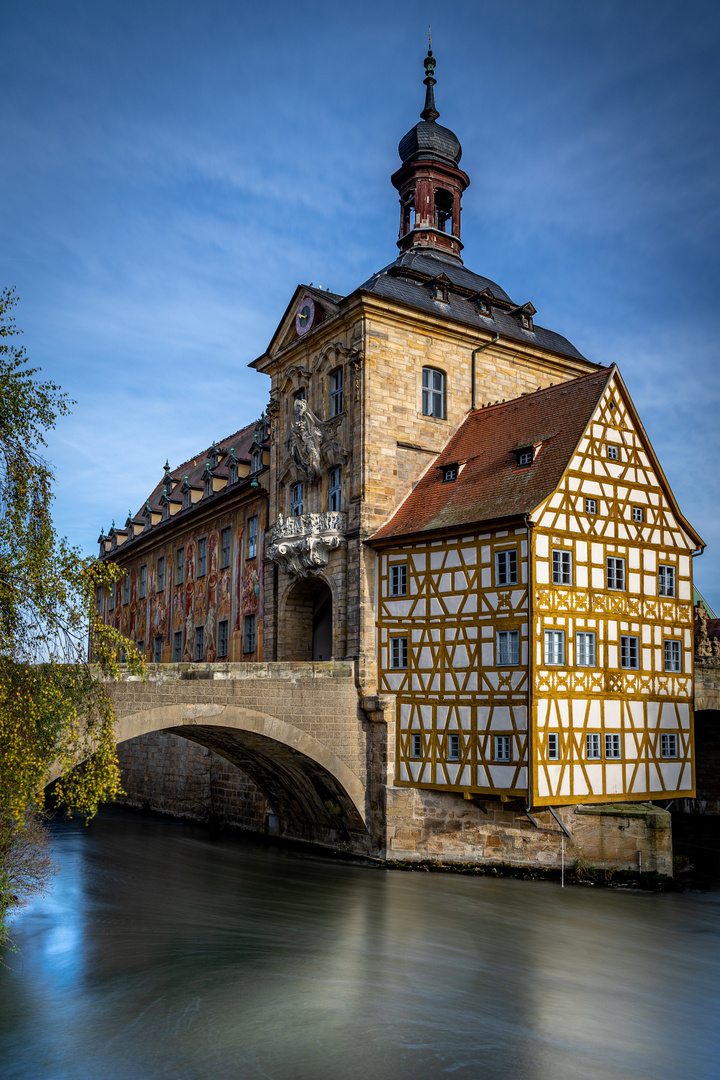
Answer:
[[116, 730, 273, 829]]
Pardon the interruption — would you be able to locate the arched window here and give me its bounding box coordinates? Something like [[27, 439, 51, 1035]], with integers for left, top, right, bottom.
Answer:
[[402, 194, 415, 236], [422, 367, 446, 419], [434, 189, 453, 233]]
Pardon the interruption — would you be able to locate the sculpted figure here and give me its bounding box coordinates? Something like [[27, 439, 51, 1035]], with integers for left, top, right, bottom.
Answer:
[[290, 398, 323, 483], [696, 601, 712, 657], [712, 637, 720, 659]]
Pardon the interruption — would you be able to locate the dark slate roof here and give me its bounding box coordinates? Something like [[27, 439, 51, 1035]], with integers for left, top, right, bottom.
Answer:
[[399, 119, 462, 167], [359, 249, 588, 363], [369, 367, 615, 542]]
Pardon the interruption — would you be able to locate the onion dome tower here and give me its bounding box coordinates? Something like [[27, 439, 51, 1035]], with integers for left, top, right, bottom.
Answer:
[[392, 45, 470, 261]]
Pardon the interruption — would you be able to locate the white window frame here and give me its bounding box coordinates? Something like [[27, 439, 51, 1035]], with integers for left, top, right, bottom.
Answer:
[[658, 564, 676, 597], [495, 548, 518, 586], [548, 733, 559, 761], [576, 631, 596, 667], [620, 635, 639, 669], [422, 367, 446, 419], [607, 444, 619, 461], [661, 733, 678, 759], [442, 465, 457, 482], [390, 564, 407, 597], [291, 482, 304, 517], [632, 506, 644, 523], [517, 449, 533, 467], [585, 497, 597, 515], [607, 556, 625, 591], [552, 549, 572, 586], [496, 629, 519, 666], [494, 735, 511, 762], [328, 466, 342, 511], [586, 733, 601, 760], [664, 639, 682, 673], [605, 733, 621, 759], [448, 733, 460, 761], [390, 637, 408, 670], [330, 367, 344, 417], [247, 516, 258, 559], [544, 629, 565, 666]]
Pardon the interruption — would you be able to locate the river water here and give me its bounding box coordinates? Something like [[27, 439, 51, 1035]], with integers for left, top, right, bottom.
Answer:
[[2, 810, 719, 1080]]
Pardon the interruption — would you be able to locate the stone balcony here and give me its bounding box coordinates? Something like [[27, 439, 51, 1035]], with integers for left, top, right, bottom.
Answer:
[[267, 511, 347, 578]]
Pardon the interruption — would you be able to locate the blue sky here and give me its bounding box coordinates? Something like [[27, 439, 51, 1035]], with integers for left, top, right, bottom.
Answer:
[[2, 0, 719, 610]]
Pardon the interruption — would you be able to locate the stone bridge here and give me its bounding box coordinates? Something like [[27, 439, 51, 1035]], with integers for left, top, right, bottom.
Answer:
[[103, 661, 382, 853]]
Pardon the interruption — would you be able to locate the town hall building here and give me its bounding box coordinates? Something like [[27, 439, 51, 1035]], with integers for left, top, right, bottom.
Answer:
[[98, 47, 702, 869]]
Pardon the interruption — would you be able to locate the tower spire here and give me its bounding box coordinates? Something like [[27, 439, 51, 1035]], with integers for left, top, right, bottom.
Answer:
[[420, 36, 439, 122]]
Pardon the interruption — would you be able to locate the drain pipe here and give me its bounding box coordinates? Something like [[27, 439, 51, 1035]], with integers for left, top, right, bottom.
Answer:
[[471, 333, 500, 410]]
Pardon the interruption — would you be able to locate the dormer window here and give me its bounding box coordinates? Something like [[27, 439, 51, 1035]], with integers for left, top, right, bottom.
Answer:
[[434, 281, 449, 302], [516, 447, 534, 468], [442, 465, 458, 483], [162, 501, 169, 520], [204, 475, 212, 498], [251, 448, 262, 474], [183, 488, 191, 510], [228, 462, 238, 485]]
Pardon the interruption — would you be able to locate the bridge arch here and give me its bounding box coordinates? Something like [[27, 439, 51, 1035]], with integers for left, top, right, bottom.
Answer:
[[112, 703, 370, 850]]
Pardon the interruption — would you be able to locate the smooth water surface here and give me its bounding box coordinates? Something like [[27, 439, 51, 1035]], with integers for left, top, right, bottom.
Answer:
[[2, 810, 719, 1080]]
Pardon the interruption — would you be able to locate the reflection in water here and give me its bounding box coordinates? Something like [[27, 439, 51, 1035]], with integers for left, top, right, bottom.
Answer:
[[2, 810, 719, 1080]]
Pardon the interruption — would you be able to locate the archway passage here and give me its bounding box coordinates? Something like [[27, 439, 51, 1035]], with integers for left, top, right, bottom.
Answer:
[[279, 578, 333, 661]]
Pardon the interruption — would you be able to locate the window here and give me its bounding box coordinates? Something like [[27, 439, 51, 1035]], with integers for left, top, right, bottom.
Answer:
[[576, 632, 596, 667], [228, 461, 238, 485], [664, 640, 682, 673], [157, 556, 165, 592], [139, 565, 147, 600], [548, 733, 559, 761], [390, 637, 408, 669], [434, 188, 453, 232], [496, 549, 518, 586], [496, 630, 519, 666], [218, 620, 229, 659], [448, 733, 460, 761], [194, 626, 204, 662], [658, 565, 676, 597], [544, 629, 565, 666], [390, 564, 407, 597], [605, 734, 621, 759], [422, 367, 445, 419], [328, 466, 342, 511], [204, 476, 212, 498], [243, 614, 256, 654], [494, 735, 511, 762], [123, 574, 130, 605], [183, 488, 192, 510], [153, 636, 163, 663], [221, 527, 232, 569], [620, 635, 639, 669], [176, 548, 184, 585], [251, 448, 262, 473], [607, 444, 619, 461], [197, 538, 207, 577], [607, 556, 625, 590], [585, 497, 597, 515], [632, 506, 644, 523], [247, 516, 258, 559], [173, 631, 183, 663], [411, 733, 422, 759], [330, 367, 344, 417], [108, 582, 115, 611], [442, 465, 457, 483], [586, 733, 601, 760], [291, 482, 304, 516], [517, 449, 534, 467], [552, 550, 572, 585], [162, 501, 169, 521], [294, 387, 306, 402], [661, 733, 678, 759]]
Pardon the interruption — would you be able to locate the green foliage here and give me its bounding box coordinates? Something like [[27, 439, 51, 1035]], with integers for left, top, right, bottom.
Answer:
[[0, 288, 144, 944]]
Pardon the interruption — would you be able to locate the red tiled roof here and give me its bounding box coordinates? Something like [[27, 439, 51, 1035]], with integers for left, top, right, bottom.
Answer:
[[370, 367, 615, 542]]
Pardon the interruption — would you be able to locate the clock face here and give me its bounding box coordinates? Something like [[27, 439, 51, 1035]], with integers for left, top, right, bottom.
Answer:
[[295, 295, 315, 336]]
